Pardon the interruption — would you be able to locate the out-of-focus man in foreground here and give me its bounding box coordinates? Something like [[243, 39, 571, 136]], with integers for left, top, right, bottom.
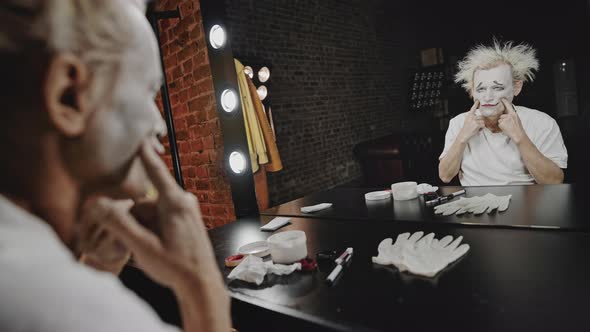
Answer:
[[0, 1, 231, 331]]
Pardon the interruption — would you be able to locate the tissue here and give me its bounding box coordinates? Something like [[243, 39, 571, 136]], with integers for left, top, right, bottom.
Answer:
[[227, 255, 302, 285]]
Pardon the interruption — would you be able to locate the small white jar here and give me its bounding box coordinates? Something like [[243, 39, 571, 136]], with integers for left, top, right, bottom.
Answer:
[[267, 230, 308, 264]]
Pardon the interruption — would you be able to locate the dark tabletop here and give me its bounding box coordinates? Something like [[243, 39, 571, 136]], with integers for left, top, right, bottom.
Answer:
[[210, 216, 590, 332], [261, 184, 590, 232]]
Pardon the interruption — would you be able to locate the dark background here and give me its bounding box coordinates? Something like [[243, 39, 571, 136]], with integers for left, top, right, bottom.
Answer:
[[224, 0, 590, 205]]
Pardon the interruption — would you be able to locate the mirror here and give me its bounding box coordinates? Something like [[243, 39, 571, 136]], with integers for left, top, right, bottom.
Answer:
[[222, 0, 590, 202]]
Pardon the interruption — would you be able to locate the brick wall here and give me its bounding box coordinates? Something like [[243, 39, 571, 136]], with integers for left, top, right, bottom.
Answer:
[[225, 0, 413, 205], [154, 0, 235, 227]]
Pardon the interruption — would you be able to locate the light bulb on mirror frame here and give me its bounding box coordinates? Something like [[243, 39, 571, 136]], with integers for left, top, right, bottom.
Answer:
[[257, 85, 268, 101], [229, 151, 247, 174], [244, 66, 254, 79], [221, 89, 237, 112], [209, 24, 226, 49], [258, 66, 270, 82]]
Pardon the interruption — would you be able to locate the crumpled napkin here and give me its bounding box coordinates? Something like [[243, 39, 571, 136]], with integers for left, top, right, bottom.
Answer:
[[434, 193, 511, 216], [301, 203, 332, 213], [227, 255, 302, 285], [372, 231, 469, 278], [416, 183, 439, 194]]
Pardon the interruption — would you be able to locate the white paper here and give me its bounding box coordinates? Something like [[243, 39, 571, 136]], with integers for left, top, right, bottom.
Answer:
[[260, 217, 291, 231], [300, 203, 332, 213]]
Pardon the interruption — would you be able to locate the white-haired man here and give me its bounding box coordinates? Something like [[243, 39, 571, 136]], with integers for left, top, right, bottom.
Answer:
[[439, 41, 568, 186], [0, 1, 230, 331]]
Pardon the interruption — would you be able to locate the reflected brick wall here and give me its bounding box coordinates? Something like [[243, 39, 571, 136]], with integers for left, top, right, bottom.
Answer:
[[154, 0, 236, 227]]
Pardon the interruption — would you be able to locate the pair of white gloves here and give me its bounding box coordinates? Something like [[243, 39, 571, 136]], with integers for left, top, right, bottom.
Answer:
[[372, 231, 470, 277], [434, 193, 511, 216], [227, 255, 301, 285]]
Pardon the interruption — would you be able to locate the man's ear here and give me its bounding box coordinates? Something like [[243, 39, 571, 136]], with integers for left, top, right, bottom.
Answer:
[[44, 53, 92, 137], [513, 80, 524, 97]]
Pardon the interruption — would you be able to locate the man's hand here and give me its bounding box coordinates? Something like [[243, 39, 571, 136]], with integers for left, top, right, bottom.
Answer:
[[78, 199, 132, 274], [498, 98, 527, 144], [457, 101, 484, 144], [438, 101, 481, 183], [85, 141, 231, 331], [95, 142, 222, 291]]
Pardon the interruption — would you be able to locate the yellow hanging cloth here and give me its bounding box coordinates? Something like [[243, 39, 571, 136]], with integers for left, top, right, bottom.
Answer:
[[234, 59, 268, 173], [246, 77, 282, 172]]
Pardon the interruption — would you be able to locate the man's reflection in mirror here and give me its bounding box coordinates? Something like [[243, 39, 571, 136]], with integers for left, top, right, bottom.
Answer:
[[438, 40, 567, 186]]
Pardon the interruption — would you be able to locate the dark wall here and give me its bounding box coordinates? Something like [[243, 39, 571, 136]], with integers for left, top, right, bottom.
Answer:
[[410, 0, 590, 121], [225, 0, 414, 205]]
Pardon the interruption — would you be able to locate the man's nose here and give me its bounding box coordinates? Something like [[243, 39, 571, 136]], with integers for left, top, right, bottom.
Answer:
[[484, 89, 494, 102]]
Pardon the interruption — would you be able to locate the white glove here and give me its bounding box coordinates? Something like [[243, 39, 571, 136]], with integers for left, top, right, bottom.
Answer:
[[372, 232, 424, 267], [373, 231, 470, 277], [434, 194, 511, 216], [399, 233, 470, 277]]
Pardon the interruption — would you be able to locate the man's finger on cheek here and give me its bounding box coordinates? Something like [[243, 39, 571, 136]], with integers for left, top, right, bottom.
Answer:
[[139, 141, 179, 198], [501, 98, 515, 113], [470, 100, 480, 113]]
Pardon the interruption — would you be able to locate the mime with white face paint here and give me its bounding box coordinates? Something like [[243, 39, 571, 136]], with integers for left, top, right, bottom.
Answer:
[[439, 41, 567, 186]]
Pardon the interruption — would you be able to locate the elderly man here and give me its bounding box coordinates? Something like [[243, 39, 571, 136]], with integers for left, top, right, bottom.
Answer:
[[439, 41, 568, 186], [0, 1, 230, 331]]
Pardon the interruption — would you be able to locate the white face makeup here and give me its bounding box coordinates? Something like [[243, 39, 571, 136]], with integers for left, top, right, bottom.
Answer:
[[78, 5, 165, 197], [472, 64, 515, 117]]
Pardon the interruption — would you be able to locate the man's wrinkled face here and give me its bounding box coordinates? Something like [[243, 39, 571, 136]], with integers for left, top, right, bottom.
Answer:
[[472, 64, 515, 117], [78, 8, 165, 198]]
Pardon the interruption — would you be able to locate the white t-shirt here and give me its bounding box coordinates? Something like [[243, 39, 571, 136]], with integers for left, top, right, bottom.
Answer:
[[0, 195, 180, 332], [439, 106, 568, 186]]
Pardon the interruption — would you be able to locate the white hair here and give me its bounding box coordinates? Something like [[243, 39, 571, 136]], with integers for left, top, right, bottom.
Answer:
[[0, 0, 147, 105], [454, 40, 539, 94]]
